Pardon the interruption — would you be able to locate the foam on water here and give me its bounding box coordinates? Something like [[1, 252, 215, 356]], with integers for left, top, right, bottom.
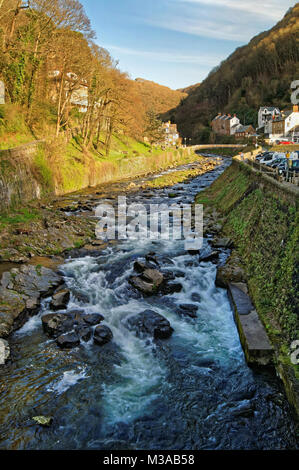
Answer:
[[47, 367, 88, 395]]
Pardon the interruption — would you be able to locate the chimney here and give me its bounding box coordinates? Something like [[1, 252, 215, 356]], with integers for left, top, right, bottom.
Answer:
[[293, 105, 299, 113]]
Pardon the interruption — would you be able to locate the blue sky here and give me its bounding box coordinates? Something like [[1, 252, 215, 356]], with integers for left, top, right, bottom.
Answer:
[[80, 0, 296, 89]]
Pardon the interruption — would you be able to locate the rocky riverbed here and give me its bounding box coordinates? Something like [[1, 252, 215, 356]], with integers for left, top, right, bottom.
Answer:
[[0, 156, 298, 450]]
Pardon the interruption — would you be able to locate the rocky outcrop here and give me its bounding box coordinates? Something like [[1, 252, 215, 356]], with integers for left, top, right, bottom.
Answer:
[[42, 309, 105, 348], [0, 265, 62, 338], [126, 309, 174, 339], [129, 255, 182, 296]]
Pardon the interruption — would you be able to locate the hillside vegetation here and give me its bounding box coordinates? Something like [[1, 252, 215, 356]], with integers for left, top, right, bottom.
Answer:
[[165, 4, 299, 143], [135, 78, 186, 115], [0, 1, 181, 157]]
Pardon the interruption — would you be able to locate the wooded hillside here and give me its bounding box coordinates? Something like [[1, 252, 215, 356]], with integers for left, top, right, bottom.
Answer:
[[164, 4, 299, 143], [135, 78, 186, 115], [0, 1, 182, 155]]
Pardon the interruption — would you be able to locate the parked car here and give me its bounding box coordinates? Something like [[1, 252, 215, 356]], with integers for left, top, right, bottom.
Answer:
[[260, 153, 279, 165], [278, 140, 294, 145], [270, 157, 287, 168], [256, 152, 273, 162]]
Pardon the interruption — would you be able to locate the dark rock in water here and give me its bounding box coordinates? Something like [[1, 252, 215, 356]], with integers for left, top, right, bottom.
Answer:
[[145, 253, 159, 266], [178, 304, 198, 318], [126, 309, 173, 339], [75, 325, 92, 342], [73, 291, 90, 303], [68, 310, 85, 323], [83, 313, 105, 326], [187, 249, 200, 255], [94, 325, 113, 346], [64, 248, 102, 259], [56, 332, 80, 349], [191, 293, 202, 302], [161, 282, 183, 294], [42, 313, 72, 337], [174, 270, 185, 278], [229, 400, 255, 418], [162, 271, 176, 281], [134, 261, 148, 273], [199, 251, 219, 263], [50, 289, 70, 311]]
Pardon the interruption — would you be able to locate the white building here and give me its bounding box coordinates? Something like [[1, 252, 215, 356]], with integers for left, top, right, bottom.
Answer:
[[229, 115, 241, 135], [265, 106, 299, 142], [285, 105, 299, 141], [258, 106, 281, 131]]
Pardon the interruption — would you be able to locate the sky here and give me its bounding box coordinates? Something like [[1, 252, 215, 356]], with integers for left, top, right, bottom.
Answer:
[[80, 0, 296, 90]]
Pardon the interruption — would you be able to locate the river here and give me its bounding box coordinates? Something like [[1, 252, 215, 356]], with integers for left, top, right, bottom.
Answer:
[[0, 157, 297, 450]]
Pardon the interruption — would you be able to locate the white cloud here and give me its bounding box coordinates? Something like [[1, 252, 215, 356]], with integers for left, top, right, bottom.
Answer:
[[142, 0, 295, 42], [178, 0, 293, 21], [102, 44, 225, 67]]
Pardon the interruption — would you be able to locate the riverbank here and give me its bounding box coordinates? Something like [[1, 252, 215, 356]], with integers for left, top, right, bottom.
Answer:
[[0, 156, 297, 450], [196, 159, 299, 417], [0, 139, 201, 211]]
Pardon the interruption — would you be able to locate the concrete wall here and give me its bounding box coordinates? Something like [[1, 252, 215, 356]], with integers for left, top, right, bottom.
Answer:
[[0, 141, 197, 211], [0, 141, 45, 211]]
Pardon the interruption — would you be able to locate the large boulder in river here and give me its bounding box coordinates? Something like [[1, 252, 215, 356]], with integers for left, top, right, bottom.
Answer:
[[126, 310, 173, 339], [56, 332, 80, 349], [42, 313, 73, 337], [129, 268, 164, 295], [94, 325, 113, 346], [0, 265, 62, 338], [50, 289, 70, 311], [141, 269, 164, 285]]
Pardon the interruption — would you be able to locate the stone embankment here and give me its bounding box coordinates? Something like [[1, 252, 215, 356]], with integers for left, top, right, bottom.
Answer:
[[0, 141, 198, 211], [196, 158, 299, 416]]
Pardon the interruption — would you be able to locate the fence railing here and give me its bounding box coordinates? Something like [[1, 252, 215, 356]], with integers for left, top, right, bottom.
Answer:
[[246, 158, 299, 186]]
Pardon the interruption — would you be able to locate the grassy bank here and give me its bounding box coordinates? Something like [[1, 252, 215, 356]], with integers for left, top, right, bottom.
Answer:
[[0, 103, 202, 209], [196, 161, 299, 384]]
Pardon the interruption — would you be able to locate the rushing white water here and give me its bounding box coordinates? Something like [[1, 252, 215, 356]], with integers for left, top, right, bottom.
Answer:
[[57, 229, 244, 425]]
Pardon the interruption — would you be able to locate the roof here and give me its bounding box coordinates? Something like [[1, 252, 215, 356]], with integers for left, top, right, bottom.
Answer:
[[259, 107, 280, 112], [236, 125, 254, 133]]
